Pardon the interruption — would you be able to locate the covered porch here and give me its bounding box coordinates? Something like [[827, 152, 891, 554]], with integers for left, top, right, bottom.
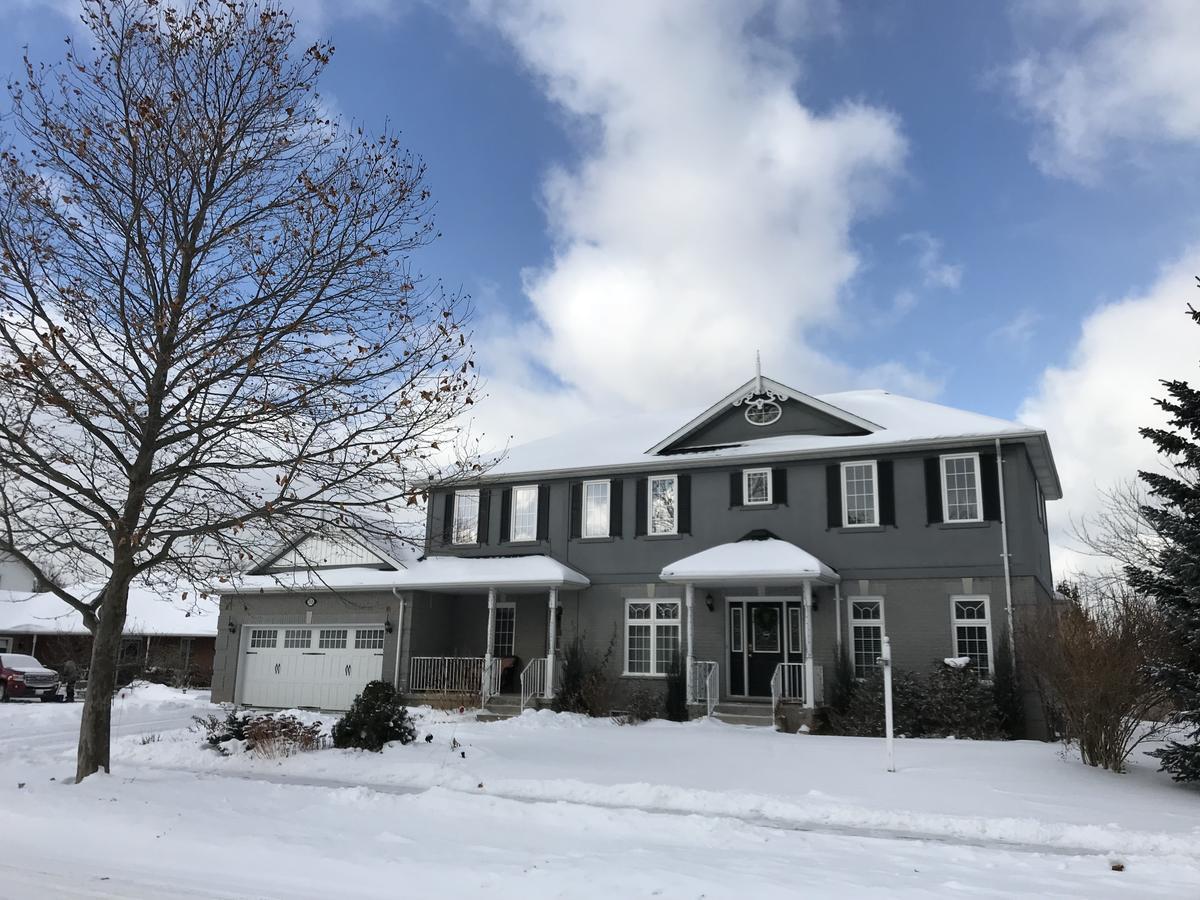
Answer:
[[660, 537, 840, 720], [391, 556, 590, 710]]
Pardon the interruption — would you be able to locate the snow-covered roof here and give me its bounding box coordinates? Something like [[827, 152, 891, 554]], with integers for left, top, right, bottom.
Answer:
[[660, 539, 838, 586], [0, 582, 218, 637], [479, 388, 1062, 499], [225, 554, 590, 594]]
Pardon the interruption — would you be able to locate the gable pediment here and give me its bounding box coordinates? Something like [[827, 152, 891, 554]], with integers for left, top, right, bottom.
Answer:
[[649, 376, 880, 455], [258, 532, 394, 573]]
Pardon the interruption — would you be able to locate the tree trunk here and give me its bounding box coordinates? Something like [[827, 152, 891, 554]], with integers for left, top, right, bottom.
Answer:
[[75, 575, 132, 783]]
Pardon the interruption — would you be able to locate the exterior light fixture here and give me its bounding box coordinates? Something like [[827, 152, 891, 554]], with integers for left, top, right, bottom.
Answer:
[[227, 620, 236, 634], [704, 593, 715, 612]]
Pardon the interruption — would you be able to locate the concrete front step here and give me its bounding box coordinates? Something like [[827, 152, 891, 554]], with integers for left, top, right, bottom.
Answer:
[[711, 702, 776, 728]]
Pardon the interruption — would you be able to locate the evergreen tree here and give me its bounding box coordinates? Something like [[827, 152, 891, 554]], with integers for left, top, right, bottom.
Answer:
[[1127, 302, 1200, 781]]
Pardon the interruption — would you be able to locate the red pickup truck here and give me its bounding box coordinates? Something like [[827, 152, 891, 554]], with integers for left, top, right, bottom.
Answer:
[[0, 653, 61, 702]]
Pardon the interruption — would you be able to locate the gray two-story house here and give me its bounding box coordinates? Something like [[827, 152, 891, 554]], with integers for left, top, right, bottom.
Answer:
[[211, 372, 1059, 733]]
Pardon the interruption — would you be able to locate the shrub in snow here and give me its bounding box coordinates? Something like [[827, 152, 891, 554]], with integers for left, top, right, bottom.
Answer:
[[664, 650, 688, 723], [990, 633, 1024, 739], [245, 714, 324, 758], [922, 665, 1003, 740], [826, 669, 925, 737], [194, 710, 253, 749], [552, 633, 616, 717], [827, 644, 856, 715], [332, 680, 416, 752], [612, 687, 662, 726], [1023, 581, 1173, 772]]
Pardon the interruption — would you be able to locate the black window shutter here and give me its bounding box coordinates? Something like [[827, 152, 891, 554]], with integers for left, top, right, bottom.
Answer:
[[536, 484, 551, 540], [878, 461, 895, 526], [729, 471, 743, 507], [569, 482, 582, 539], [980, 452, 1001, 521], [610, 479, 623, 537], [772, 468, 788, 506], [925, 457, 944, 524], [825, 465, 842, 528], [635, 477, 648, 536], [499, 488, 512, 543], [477, 489, 491, 544], [441, 493, 453, 545], [678, 474, 692, 534]]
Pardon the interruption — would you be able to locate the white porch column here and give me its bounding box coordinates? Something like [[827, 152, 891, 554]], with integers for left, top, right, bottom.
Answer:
[[685, 583, 695, 703], [483, 587, 497, 698], [803, 580, 815, 709], [545, 586, 558, 698]]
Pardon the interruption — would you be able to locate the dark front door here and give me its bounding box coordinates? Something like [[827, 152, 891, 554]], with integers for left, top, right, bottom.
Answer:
[[746, 602, 784, 697]]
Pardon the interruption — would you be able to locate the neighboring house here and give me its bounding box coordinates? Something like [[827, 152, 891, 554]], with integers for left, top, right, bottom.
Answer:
[[0, 581, 218, 685], [0, 552, 38, 594], [211, 370, 1060, 734]]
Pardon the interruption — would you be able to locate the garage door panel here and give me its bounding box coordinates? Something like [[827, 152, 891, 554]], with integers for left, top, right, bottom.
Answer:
[[239, 625, 384, 711]]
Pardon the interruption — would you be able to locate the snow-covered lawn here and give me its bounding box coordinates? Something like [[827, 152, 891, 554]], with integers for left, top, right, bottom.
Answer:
[[1, 686, 1198, 898]]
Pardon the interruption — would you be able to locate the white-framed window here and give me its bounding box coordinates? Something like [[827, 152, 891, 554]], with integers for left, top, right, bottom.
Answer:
[[583, 479, 611, 538], [624, 599, 681, 675], [649, 474, 678, 535], [249, 628, 277, 649], [355, 628, 385, 650], [951, 596, 993, 678], [453, 489, 480, 545], [787, 606, 803, 657], [743, 467, 772, 505], [510, 484, 539, 542], [318, 628, 348, 649], [941, 453, 982, 522], [841, 460, 879, 527], [730, 606, 743, 653], [848, 598, 884, 679], [283, 628, 311, 649], [493, 602, 516, 658]]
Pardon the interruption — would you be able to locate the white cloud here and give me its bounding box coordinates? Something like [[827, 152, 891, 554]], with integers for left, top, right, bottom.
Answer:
[[1006, 0, 1200, 181], [461, 0, 913, 439], [1018, 249, 1200, 576], [901, 231, 962, 290], [990, 308, 1041, 348]]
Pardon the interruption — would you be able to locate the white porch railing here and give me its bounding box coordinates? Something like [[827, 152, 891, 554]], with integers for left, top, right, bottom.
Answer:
[[520, 657, 547, 710], [409, 656, 487, 695], [690, 660, 719, 718], [770, 661, 806, 723]]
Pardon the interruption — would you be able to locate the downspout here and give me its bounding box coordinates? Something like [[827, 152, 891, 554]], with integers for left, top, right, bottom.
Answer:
[[390, 588, 406, 692], [995, 438, 1016, 668]]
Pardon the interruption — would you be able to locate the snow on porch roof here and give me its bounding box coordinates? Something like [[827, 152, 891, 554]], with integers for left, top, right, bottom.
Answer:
[[225, 554, 590, 594], [659, 539, 839, 586]]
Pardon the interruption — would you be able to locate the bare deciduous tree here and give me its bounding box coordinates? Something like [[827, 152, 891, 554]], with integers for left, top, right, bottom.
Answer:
[[0, 0, 479, 781]]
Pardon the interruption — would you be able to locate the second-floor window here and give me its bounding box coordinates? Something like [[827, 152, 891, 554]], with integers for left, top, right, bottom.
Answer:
[[743, 467, 772, 505], [583, 480, 610, 538], [841, 461, 878, 526], [509, 485, 539, 542], [649, 474, 678, 535], [942, 453, 982, 522], [453, 489, 480, 544]]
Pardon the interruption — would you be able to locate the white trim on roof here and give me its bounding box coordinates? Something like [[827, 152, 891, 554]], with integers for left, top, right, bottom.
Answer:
[[646, 376, 882, 455]]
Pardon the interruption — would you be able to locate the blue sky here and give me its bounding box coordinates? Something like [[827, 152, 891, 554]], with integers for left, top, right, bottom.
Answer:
[[3, 1, 1199, 568]]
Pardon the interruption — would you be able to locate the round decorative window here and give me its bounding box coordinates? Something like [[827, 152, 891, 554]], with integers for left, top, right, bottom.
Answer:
[[745, 400, 782, 427]]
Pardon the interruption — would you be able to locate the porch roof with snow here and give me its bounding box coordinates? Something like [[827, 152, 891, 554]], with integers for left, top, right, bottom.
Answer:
[[659, 539, 839, 587], [225, 554, 590, 595]]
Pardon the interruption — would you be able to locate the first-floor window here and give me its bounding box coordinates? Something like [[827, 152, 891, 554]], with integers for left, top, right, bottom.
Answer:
[[625, 599, 680, 675], [788, 606, 803, 657], [493, 603, 516, 657], [453, 489, 480, 544], [583, 480, 611, 538], [849, 599, 883, 679], [730, 605, 743, 652], [952, 597, 993, 678]]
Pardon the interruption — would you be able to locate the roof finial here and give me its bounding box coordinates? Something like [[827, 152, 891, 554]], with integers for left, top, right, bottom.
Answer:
[[755, 350, 763, 393]]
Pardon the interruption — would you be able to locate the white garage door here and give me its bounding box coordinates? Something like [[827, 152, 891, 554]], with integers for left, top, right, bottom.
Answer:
[[238, 625, 385, 711]]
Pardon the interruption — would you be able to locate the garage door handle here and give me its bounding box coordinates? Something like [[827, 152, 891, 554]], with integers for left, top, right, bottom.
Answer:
[[344, 664, 351, 676], [274, 663, 281, 675]]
